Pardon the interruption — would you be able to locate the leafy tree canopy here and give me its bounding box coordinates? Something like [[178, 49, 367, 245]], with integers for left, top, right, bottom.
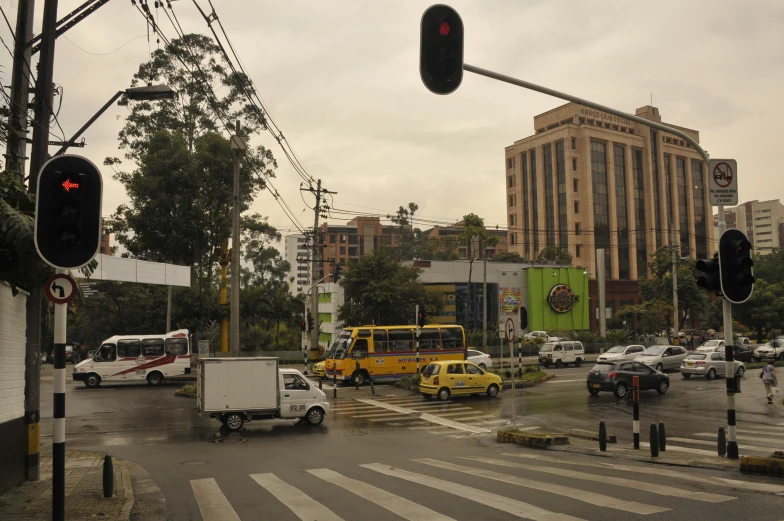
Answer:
[[536, 246, 572, 266]]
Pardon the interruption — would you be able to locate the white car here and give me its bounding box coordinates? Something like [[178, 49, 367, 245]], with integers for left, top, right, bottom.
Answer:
[[524, 331, 559, 342], [466, 349, 492, 369], [597, 345, 646, 362], [696, 339, 725, 353], [754, 339, 784, 361]]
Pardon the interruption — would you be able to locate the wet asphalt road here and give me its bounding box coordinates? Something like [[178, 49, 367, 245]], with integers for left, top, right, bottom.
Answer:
[[31, 364, 784, 521]]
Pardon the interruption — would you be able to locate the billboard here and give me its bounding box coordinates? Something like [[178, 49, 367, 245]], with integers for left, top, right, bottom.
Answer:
[[499, 287, 521, 316], [526, 268, 589, 331]]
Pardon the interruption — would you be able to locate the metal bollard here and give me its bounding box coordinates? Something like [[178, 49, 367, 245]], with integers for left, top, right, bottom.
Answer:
[[103, 455, 114, 498], [649, 424, 659, 458], [333, 371, 337, 399], [370, 378, 375, 396], [658, 422, 666, 452], [718, 427, 726, 457], [599, 421, 607, 452], [319, 378, 322, 390]]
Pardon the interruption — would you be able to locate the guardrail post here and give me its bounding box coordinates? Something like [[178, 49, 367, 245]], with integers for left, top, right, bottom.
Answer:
[[632, 376, 640, 450], [658, 422, 666, 452], [599, 421, 607, 452], [649, 424, 659, 457], [718, 427, 726, 457]]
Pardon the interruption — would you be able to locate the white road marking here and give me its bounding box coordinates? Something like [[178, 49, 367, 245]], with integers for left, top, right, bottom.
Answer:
[[357, 399, 491, 433], [190, 478, 240, 521], [669, 437, 778, 454], [308, 468, 456, 521], [694, 432, 784, 446], [369, 416, 428, 423], [250, 473, 344, 521], [415, 458, 668, 515], [455, 415, 503, 423], [504, 452, 784, 494], [361, 463, 587, 521], [464, 457, 733, 503], [351, 411, 416, 419], [637, 442, 720, 457], [428, 410, 487, 418], [735, 427, 784, 435], [408, 425, 458, 431]]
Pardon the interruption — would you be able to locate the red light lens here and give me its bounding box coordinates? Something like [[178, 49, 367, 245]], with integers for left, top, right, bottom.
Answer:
[[439, 21, 450, 36], [61, 178, 80, 192]]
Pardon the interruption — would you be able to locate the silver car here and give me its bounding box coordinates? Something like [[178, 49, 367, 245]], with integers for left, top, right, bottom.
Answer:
[[680, 352, 746, 379], [696, 339, 725, 353], [597, 345, 646, 363], [635, 345, 689, 372]]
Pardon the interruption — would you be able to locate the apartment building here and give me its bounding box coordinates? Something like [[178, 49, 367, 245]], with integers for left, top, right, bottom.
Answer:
[[714, 199, 784, 256]]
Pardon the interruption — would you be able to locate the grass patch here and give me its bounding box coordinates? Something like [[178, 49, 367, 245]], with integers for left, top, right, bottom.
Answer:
[[746, 360, 784, 370], [177, 384, 196, 394]]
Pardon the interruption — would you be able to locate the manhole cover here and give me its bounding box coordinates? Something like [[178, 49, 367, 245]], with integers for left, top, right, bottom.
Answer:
[[216, 436, 247, 444], [181, 461, 208, 465]]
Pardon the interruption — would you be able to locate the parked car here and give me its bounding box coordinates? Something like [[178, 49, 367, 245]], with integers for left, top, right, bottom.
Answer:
[[753, 339, 784, 361], [737, 337, 751, 347], [696, 340, 725, 353], [597, 345, 646, 363], [587, 361, 670, 398], [49, 343, 81, 364], [466, 349, 492, 369], [680, 352, 746, 379], [524, 331, 559, 342], [419, 361, 502, 401], [538, 341, 585, 368], [730, 344, 755, 363], [635, 345, 689, 372]]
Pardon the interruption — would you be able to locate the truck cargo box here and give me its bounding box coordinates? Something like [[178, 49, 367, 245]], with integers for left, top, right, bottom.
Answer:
[[198, 357, 279, 413]]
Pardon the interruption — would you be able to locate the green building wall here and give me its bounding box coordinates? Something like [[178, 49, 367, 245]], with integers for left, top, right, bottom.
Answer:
[[527, 267, 589, 331]]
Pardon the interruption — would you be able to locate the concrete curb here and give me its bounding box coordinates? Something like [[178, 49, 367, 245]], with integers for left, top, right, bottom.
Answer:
[[569, 428, 617, 444], [555, 443, 738, 472], [115, 458, 167, 521], [497, 428, 569, 449], [740, 455, 784, 476], [174, 391, 197, 398], [502, 373, 555, 389]]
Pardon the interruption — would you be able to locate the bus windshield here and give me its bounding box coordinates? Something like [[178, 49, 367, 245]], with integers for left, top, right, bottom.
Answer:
[[328, 337, 352, 360]]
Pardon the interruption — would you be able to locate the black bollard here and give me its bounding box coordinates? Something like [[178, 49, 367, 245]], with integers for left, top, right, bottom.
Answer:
[[333, 371, 337, 399], [649, 424, 659, 457], [319, 378, 322, 390], [370, 378, 376, 396], [103, 455, 114, 498], [599, 421, 607, 452], [658, 422, 666, 452], [718, 427, 726, 457]]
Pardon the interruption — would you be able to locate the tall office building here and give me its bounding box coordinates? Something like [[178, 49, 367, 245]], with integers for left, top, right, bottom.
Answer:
[[714, 199, 784, 256], [284, 234, 310, 295], [505, 103, 714, 281]]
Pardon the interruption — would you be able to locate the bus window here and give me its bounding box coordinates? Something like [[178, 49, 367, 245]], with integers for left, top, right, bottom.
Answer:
[[389, 329, 414, 351], [117, 339, 141, 358], [351, 339, 368, 359], [95, 344, 116, 362], [441, 327, 464, 349], [165, 338, 188, 355], [142, 338, 165, 357], [358, 329, 371, 338], [373, 330, 388, 352], [418, 329, 441, 350]]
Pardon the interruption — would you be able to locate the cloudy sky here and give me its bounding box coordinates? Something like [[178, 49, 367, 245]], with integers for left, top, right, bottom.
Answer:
[[5, 0, 784, 248]]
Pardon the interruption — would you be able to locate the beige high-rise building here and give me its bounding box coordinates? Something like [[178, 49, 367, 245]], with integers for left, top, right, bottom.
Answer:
[[504, 103, 714, 281], [714, 199, 784, 256]]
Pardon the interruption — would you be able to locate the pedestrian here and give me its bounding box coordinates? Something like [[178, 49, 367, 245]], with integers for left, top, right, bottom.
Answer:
[[760, 359, 779, 405]]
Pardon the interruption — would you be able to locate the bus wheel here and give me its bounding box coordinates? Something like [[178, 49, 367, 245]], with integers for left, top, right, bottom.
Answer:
[[147, 371, 164, 386], [352, 371, 366, 386], [85, 374, 101, 388]]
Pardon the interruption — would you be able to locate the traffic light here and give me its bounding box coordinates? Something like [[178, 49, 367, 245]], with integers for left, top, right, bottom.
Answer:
[[420, 5, 464, 95], [300, 320, 307, 332], [695, 254, 721, 294], [307, 312, 314, 332], [333, 263, 342, 282], [519, 306, 528, 330], [417, 306, 427, 327], [718, 229, 755, 304], [34, 155, 103, 269]]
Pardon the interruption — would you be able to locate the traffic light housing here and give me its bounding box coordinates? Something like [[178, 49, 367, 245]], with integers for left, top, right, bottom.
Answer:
[[519, 306, 528, 330], [695, 254, 721, 294], [333, 263, 342, 282], [420, 5, 464, 95], [300, 320, 307, 332], [307, 312, 314, 332], [34, 155, 103, 269], [417, 306, 427, 327], [718, 229, 755, 304]]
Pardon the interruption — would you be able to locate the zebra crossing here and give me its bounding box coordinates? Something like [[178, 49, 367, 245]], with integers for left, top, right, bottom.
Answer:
[[637, 423, 784, 457], [328, 395, 519, 436], [188, 453, 784, 521]]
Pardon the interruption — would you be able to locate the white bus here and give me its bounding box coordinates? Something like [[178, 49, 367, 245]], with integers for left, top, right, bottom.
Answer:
[[72, 329, 191, 388]]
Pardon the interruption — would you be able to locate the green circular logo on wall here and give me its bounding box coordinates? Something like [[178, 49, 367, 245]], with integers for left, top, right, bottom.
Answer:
[[548, 284, 579, 313]]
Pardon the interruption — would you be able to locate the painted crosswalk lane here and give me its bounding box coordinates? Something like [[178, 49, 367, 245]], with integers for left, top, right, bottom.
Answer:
[[186, 454, 777, 520]]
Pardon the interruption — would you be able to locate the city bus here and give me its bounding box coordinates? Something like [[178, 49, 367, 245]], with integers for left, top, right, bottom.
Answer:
[[324, 325, 466, 385], [72, 329, 191, 388]]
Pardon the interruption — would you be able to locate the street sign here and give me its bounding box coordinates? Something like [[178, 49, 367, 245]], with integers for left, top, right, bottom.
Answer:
[[79, 281, 106, 299], [709, 159, 738, 206], [504, 318, 515, 342], [44, 273, 77, 304]]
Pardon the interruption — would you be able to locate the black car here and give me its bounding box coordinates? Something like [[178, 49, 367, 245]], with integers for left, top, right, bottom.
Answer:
[[586, 361, 669, 398], [48, 343, 81, 364]]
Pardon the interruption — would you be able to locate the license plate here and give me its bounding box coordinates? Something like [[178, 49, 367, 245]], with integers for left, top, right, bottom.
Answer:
[[592, 384, 600, 389], [290, 404, 306, 412], [135, 370, 145, 376], [687, 363, 694, 367]]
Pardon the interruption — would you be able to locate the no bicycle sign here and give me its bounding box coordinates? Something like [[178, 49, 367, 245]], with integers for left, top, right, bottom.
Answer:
[[709, 159, 738, 206]]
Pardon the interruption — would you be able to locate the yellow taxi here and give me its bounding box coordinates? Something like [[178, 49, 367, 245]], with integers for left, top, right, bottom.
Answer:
[[419, 360, 503, 401], [313, 361, 326, 379]]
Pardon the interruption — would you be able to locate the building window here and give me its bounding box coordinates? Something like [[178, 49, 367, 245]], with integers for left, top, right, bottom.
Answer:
[[574, 201, 579, 214], [572, 158, 577, 171], [521, 152, 530, 259], [530, 149, 539, 254], [663, 155, 674, 238], [633, 149, 648, 278], [508, 175, 515, 188], [651, 130, 662, 249], [510, 233, 516, 246], [340, 235, 347, 242], [543, 144, 555, 247], [575, 244, 581, 258], [573, 179, 578, 192], [571, 137, 576, 150], [575, 223, 581, 235], [508, 194, 516, 207], [556, 141, 568, 250], [330, 234, 336, 243], [340, 246, 346, 254], [509, 214, 516, 226], [591, 141, 611, 280], [507, 157, 514, 169], [329, 246, 336, 255], [614, 144, 630, 279], [676, 158, 690, 254]]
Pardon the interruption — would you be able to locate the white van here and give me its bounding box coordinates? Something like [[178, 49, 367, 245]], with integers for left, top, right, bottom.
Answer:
[[72, 329, 191, 388], [538, 341, 585, 368]]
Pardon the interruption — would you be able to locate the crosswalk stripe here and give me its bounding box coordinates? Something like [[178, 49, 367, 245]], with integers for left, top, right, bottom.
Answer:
[[428, 410, 487, 418], [503, 452, 784, 494], [408, 424, 458, 431], [414, 458, 668, 515], [357, 399, 491, 433], [351, 411, 417, 419], [452, 415, 500, 423], [331, 405, 382, 411], [190, 478, 241, 521], [308, 468, 456, 521], [250, 473, 344, 521], [669, 437, 779, 454], [735, 428, 784, 436], [694, 432, 784, 446], [463, 457, 733, 503], [369, 416, 427, 423], [361, 463, 587, 521]]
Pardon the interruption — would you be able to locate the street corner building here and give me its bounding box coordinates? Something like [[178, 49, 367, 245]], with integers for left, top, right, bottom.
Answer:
[[504, 103, 714, 326]]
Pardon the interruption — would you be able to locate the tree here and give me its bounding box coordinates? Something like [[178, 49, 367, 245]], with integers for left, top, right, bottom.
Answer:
[[732, 279, 784, 342], [752, 248, 784, 286], [337, 247, 444, 326], [617, 300, 672, 336], [242, 215, 290, 288], [536, 245, 572, 266], [490, 251, 526, 263], [458, 213, 487, 330]]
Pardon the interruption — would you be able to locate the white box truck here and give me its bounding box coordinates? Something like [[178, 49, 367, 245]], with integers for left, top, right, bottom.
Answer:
[[197, 357, 329, 431]]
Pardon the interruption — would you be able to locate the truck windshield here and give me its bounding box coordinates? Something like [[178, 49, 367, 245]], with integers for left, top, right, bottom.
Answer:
[[540, 344, 554, 353]]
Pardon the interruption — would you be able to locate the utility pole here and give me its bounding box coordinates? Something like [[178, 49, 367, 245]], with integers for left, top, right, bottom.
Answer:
[[230, 121, 244, 357], [309, 179, 322, 370], [219, 240, 229, 353], [4, 0, 35, 183], [671, 229, 679, 340], [482, 256, 487, 350], [25, 0, 59, 485]]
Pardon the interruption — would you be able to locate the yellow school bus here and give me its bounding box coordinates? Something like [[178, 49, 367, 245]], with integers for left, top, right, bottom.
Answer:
[[324, 325, 466, 385]]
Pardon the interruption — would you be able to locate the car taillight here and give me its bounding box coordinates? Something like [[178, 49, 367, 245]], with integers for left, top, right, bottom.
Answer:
[[696, 361, 705, 365], [606, 372, 618, 379], [433, 376, 439, 385]]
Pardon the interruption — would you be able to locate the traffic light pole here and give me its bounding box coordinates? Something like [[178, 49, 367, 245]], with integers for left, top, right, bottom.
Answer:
[[716, 204, 738, 459]]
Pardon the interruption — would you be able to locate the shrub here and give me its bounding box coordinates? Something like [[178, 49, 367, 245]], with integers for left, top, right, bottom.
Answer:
[[524, 365, 539, 373]]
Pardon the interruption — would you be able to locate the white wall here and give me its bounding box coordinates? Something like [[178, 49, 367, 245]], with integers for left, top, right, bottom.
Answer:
[[0, 283, 27, 425]]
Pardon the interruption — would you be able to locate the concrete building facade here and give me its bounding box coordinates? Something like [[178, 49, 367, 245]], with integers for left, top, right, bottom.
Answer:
[[284, 234, 310, 295], [505, 103, 714, 281], [714, 199, 784, 256]]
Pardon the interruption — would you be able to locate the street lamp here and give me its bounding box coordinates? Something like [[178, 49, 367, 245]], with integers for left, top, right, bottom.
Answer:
[[55, 84, 176, 156]]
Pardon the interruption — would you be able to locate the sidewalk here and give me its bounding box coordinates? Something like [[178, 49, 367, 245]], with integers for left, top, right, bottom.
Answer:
[[0, 450, 166, 521]]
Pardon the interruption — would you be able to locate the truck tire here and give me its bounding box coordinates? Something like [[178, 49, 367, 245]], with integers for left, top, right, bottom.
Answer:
[[85, 374, 101, 388], [306, 407, 325, 426], [225, 413, 244, 431], [147, 371, 164, 386]]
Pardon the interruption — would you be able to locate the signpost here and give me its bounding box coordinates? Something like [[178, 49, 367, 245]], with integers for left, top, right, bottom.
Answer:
[[709, 159, 738, 206], [505, 318, 516, 429]]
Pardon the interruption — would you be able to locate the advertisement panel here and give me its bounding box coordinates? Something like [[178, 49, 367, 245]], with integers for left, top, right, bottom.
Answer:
[[526, 268, 589, 331], [499, 287, 521, 316]]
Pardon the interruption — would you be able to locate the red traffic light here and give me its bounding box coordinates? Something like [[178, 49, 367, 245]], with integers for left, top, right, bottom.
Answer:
[[439, 21, 451, 36], [62, 178, 80, 192]]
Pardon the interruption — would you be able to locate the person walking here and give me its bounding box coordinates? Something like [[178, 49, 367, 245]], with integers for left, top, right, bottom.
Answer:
[[760, 359, 778, 404]]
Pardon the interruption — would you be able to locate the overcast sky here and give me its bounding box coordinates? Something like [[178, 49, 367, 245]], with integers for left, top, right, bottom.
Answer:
[[5, 0, 784, 248]]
